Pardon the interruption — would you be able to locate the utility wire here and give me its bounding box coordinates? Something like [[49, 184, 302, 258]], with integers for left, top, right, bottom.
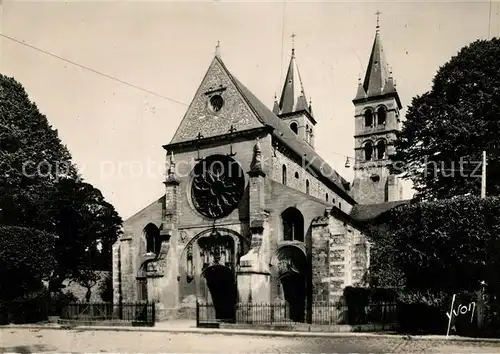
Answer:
[[489, 0, 492, 39], [278, 1, 287, 98], [0, 32, 361, 163], [0, 33, 189, 107]]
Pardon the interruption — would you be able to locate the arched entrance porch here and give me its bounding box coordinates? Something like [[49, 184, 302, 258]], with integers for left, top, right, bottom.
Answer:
[[182, 227, 249, 322], [271, 244, 308, 323]]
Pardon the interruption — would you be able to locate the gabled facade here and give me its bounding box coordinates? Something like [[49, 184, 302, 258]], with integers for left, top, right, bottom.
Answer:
[[112, 23, 404, 323]]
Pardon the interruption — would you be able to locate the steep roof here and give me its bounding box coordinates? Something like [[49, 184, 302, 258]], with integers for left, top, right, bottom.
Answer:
[[356, 27, 402, 109], [363, 29, 391, 97], [215, 57, 355, 204], [274, 49, 312, 117]]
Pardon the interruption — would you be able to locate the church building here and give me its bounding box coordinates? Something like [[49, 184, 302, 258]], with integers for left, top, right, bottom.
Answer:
[[112, 22, 408, 322]]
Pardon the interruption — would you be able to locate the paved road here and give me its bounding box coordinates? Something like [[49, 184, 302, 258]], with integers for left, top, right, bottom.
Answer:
[[1, 328, 500, 353]]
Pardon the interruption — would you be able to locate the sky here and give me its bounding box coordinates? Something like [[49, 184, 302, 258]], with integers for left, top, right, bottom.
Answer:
[[1, 0, 499, 220]]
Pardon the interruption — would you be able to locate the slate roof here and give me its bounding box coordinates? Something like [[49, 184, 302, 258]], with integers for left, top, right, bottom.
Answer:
[[216, 57, 355, 204], [275, 49, 311, 116], [349, 199, 412, 223], [354, 28, 402, 110]]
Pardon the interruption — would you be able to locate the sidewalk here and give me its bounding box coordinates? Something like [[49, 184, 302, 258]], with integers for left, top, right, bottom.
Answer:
[[2, 320, 500, 343]]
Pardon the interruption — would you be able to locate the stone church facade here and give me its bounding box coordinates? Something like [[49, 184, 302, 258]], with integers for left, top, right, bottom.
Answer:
[[112, 25, 407, 321]]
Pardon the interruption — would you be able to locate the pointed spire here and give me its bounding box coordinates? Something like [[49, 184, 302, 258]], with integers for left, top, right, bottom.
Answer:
[[276, 34, 311, 116], [165, 151, 179, 184], [250, 137, 265, 176], [361, 11, 395, 98], [254, 137, 261, 153], [308, 98, 313, 116], [272, 92, 280, 114], [168, 151, 176, 176], [355, 74, 367, 100], [355, 12, 402, 109]]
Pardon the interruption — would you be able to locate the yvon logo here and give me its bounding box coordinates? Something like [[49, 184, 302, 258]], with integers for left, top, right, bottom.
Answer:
[[446, 293, 476, 337]]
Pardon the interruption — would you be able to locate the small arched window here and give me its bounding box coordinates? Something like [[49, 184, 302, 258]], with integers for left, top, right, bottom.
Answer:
[[326, 193, 329, 202], [143, 223, 161, 255], [363, 141, 373, 161], [290, 122, 298, 134], [282, 165, 287, 185], [377, 106, 387, 125], [376, 140, 386, 160], [306, 124, 310, 142], [306, 179, 310, 194], [282, 207, 304, 242], [364, 109, 373, 127], [295, 172, 300, 179]]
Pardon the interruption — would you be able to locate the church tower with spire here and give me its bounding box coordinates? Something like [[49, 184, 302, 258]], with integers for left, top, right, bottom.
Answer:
[[273, 37, 316, 149], [351, 13, 404, 205]]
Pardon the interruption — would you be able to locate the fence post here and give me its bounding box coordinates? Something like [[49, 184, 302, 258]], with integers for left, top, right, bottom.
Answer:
[[151, 302, 155, 326], [196, 300, 199, 327]]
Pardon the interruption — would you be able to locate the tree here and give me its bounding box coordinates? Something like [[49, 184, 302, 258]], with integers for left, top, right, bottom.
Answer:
[[393, 38, 500, 200], [75, 269, 100, 302], [367, 196, 500, 295], [0, 75, 123, 294], [0, 226, 57, 323], [0, 75, 79, 227], [47, 178, 123, 292], [363, 224, 406, 289]]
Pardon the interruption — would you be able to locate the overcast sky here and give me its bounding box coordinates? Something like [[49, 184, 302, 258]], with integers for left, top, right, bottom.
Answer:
[[1, 0, 498, 220]]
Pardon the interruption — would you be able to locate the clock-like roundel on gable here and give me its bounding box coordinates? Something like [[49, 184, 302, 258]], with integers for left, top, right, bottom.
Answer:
[[191, 154, 245, 219]]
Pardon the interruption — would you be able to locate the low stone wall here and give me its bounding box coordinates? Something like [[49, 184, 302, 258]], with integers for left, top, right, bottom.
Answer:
[[219, 322, 399, 332], [57, 319, 152, 327], [156, 307, 196, 321]]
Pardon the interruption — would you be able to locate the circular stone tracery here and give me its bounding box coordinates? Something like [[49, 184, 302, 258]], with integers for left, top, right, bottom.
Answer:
[[208, 94, 224, 113], [191, 155, 245, 219]]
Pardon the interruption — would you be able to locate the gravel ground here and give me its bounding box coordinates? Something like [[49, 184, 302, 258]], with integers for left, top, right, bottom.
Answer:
[[1, 328, 500, 353]]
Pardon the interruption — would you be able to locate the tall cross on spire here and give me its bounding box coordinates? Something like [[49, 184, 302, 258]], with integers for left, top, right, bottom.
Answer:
[[375, 10, 382, 31], [291, 33, 296, 55]]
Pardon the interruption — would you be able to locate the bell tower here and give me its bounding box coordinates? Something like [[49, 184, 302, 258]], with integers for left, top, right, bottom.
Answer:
[[273, 34, 316, 149], [351, 12, 404, 205]]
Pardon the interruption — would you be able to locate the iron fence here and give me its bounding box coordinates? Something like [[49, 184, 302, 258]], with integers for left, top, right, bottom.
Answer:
[[196, 301, 398, 326], [61, 302, 155, 326]]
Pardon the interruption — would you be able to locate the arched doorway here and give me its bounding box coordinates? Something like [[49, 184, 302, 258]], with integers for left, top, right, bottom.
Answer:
[[202, 265, 237, 321], [272, 245, 308, 322], [182, 228, 247, 322], [280, 273, 306, 322]]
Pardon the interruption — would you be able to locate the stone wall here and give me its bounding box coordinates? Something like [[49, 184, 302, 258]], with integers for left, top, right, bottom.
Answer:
[[270, 149, 352, 214], [115, 131, 363, 319], [352, 94, 402, 205], [311, 211, 370, 304], [62, 271, 110, 302]]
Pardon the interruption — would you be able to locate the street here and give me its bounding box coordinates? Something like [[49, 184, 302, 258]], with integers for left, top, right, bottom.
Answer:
[[1, 328, 500, 353]]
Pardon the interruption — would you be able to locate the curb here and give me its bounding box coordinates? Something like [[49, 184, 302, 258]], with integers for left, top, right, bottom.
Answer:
[[2, 324, 500, 343]]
